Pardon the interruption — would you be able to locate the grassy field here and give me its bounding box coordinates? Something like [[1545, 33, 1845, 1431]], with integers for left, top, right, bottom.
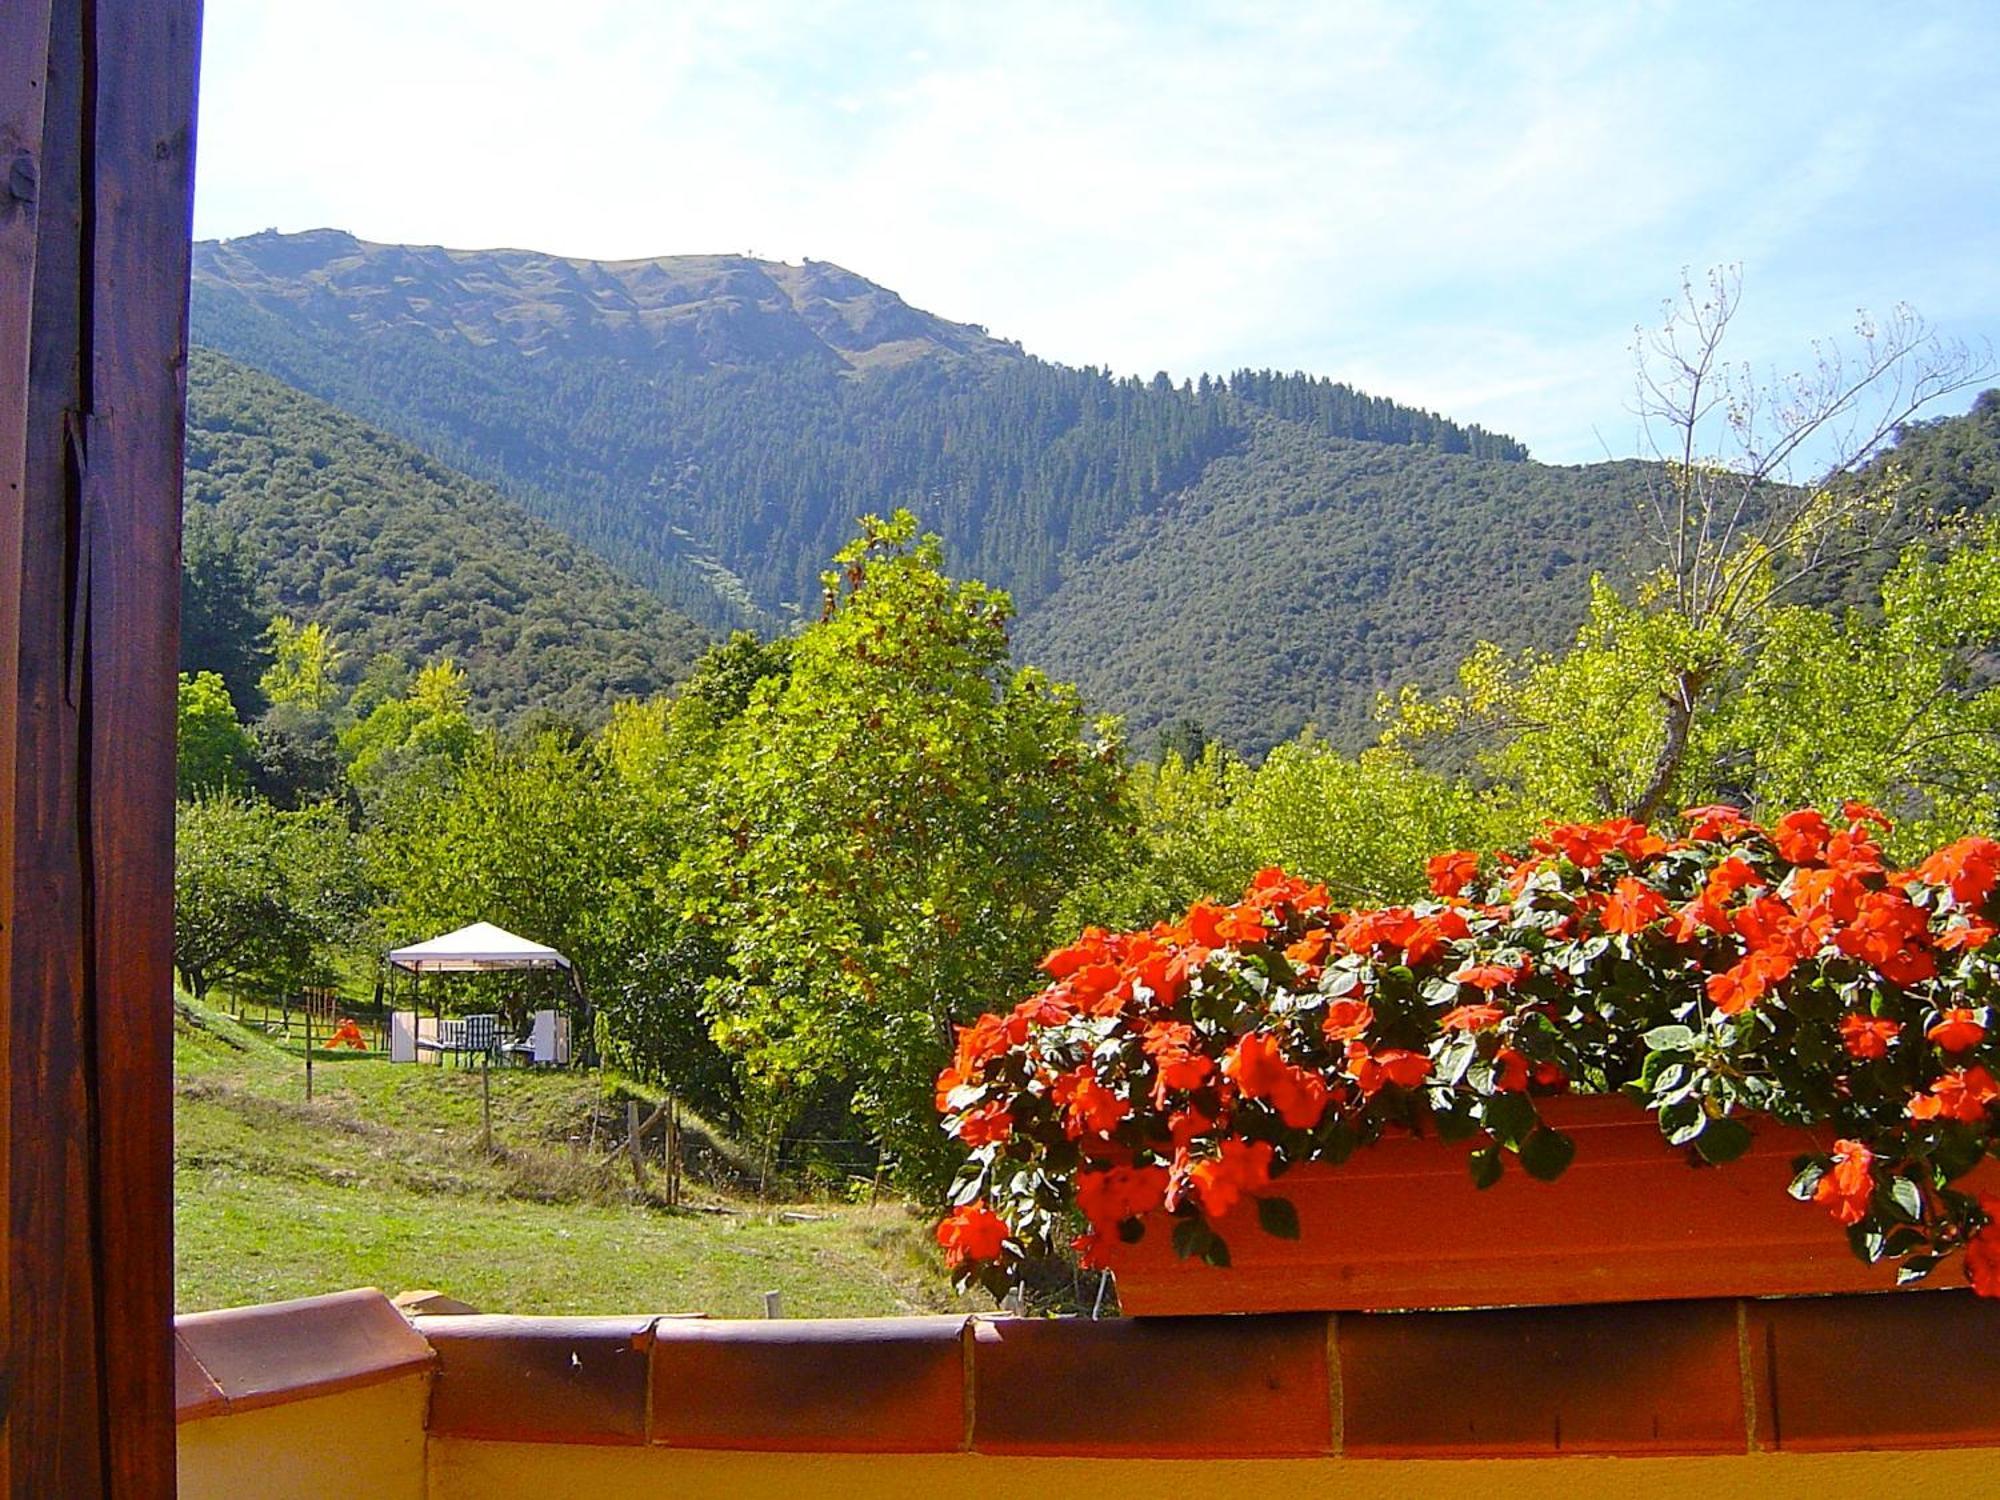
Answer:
[[174, 1000, 968, 1318]]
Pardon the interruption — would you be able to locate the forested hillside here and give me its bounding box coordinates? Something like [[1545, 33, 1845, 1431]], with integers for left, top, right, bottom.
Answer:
[[1015, 417, 1650, 748], [183, 349, 708, 721]]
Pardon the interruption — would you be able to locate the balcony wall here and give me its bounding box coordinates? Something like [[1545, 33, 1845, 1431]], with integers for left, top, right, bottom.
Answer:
[[175, 1286, 2000, 1497]]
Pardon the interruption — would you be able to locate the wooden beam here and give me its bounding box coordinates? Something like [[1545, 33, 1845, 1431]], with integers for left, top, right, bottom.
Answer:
[[0, 2, 201, 1494]]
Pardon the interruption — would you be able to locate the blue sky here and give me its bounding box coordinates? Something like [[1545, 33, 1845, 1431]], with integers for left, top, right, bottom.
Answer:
[[193, 1, 1999, 463]]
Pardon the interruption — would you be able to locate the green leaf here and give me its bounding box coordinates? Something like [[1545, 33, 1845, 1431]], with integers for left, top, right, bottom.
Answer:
[[1693, 1116, 1752, 1165], [1888, 1178, 1925, 1222], [1203, 1234, 1233, 1268], [1116, 1216, 1146, 1244], [1468, 1144, 1504, 1190], [1170, 1218, 1206, 1262], [1643, 1024, 1695, 1051], [1519, 1126, 1576, 1181], [1483, 1092, 1538, 1148], [1256, 1195, 1301, 1240], [1432, 1103, 1481, 1142], [1787, 1161, 1827, 1202], [1896, 1255, 1942, 1285]]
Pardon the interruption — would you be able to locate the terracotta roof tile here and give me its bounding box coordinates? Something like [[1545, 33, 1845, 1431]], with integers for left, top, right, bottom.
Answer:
[[174, 1288, 433, 1418], [1339, 1299, 1747, 1457], [651, 1316, 968, 1452], [970, 1314, 1333, 1457], [421, 1314, 657, 1445]]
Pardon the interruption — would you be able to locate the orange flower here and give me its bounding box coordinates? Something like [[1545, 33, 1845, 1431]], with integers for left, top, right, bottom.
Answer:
[[1812, 1140, 1875, 1226], [936, 1202, 1010, 1269], [1223, 1033, 1331, 1130], [1917, 836, 2000, 908], [1683, 804, 1750, 841], [1438, 1002, 1506, 1031], [1938, 917, 1999, 954], [1601, 876, 1670, 935], [955, 1101, 1013, 1147], [1042, 928, 1113, 978], [1284, 928, 1331, 967], [1344, 1040, 1432, 1097], [1401, 908, 1471, 965], [1839, 1012, 1901, 1060], [1772, 808, 1833, 864], [1535, 818, 1665, 869], [1449, 959, 1529, 992], [1833, 889, 1936, 987], [1928, 1009, 1987, 1055], [1144, 1021, 1213, 1103], [1321, 996, 1375, 1043], [1186, 1137, 1276, 1220], [1426, 850, 1481, 898], [1907, 1066, 2000, 1124], [1074, 1162, 1169, 1231], [1052, 1067, 1129, 1140]]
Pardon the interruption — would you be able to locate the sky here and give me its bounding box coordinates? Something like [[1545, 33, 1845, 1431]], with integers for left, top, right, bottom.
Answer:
[[193, 0, 2000, 464]]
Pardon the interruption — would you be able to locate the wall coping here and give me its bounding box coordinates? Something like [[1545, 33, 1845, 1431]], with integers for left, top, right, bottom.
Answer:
[[177, 1287, 2000, 1458]]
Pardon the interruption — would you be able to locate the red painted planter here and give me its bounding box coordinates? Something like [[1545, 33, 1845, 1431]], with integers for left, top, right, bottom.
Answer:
[[1103, 1095, 1988, 1315]]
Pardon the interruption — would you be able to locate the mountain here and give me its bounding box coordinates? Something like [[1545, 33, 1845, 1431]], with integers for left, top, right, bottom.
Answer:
[[182, 348, 708, 722], [187, 230, 1633, 750]]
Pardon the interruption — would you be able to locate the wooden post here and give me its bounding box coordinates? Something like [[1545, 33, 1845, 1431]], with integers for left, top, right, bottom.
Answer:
[[0, 2, 202, 1491], [481, 1051, 492, 1152], [626, 1099, 646, 1190], [304, 1003, 313, 1102], [666, 1098, 680, 1208], [762, 1290, 783, 1319]]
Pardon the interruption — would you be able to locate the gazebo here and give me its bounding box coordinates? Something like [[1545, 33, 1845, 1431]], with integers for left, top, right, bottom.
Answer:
[[383, 922, 583, 1065]]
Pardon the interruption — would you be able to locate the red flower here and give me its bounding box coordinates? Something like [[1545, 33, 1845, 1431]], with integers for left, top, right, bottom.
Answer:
[[1450, 959, 1529, 992], [1917, 837, 2000, 908], [1144, 1021, 1213, 1103], [1772, 808, 1833, 863], [1438, 1002, 1506, 1031], [1401, 908, 1471, 966], [1536, 818, 1666, 869], [1222, 1033, 1330, 1130], [1812, 1140, 1875, 1226], [1284, 928, 1331, 967], [1602, 876, 1670, 935], [1928, 1009, 1987, 1055], [1186, 1137, 1275, 1220], [1053, 1067, 1129, 1140], [1907, 1066, 2000, 1124], [1683, 804, 1750, 842], [1938, 917, 1999, 954], [1427, 850, 1481, 898], [1493, 1047, 1530, 1093], [1833, 888, 1936, 987], [936, 1202, 1010, 1269], [1075, 1162, 1169, 1231], [955, 1101, 1013, 1147], [1344, 1041, 1431, 1097], [1321, 996, 1375, 1042], [1839, 1012, 1901, 1060]]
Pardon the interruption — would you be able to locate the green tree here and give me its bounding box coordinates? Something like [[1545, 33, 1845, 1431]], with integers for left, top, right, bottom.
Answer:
[[176, 670, 256, 799], [179, 507, 269, 712], [693, 512, 1126, 1190], [339, 656, 479, 797], [260, 614, 344, 711], [174, 796, 367, 1000]]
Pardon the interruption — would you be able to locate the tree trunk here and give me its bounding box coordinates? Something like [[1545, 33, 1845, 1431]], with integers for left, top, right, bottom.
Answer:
[[1628, 668, 1709, 826]]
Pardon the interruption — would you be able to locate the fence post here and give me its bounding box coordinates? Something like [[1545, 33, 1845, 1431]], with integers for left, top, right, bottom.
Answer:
[[626, 1099, 647, 1190], [665, 1099, 679, 1207], [304, 1004, 313, 1102], [481, 1052, 493, 1152]]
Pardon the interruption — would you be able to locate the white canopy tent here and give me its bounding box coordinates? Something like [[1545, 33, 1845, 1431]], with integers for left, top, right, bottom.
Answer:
[[387, 921, 572, 974], [381, 922, 584, 1065]]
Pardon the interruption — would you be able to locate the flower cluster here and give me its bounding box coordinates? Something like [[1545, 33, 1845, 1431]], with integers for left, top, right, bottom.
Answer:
[[935, 805, 2000, 1299]]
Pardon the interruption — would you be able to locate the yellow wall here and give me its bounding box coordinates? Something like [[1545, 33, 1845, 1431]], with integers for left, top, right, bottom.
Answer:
[[178, 1374, 430, 1500], [426, 1440, 2000, 1500]]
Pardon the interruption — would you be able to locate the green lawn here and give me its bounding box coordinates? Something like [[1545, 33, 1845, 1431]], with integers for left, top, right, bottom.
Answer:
[[174, 1000, 964, 1318]]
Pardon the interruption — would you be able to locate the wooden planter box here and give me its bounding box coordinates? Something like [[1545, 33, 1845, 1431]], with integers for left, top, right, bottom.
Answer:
[[1103, 1095, 1982, 1316]]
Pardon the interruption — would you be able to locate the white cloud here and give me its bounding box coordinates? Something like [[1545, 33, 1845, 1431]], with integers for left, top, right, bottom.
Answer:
[[194, 0, 2000, 461]]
